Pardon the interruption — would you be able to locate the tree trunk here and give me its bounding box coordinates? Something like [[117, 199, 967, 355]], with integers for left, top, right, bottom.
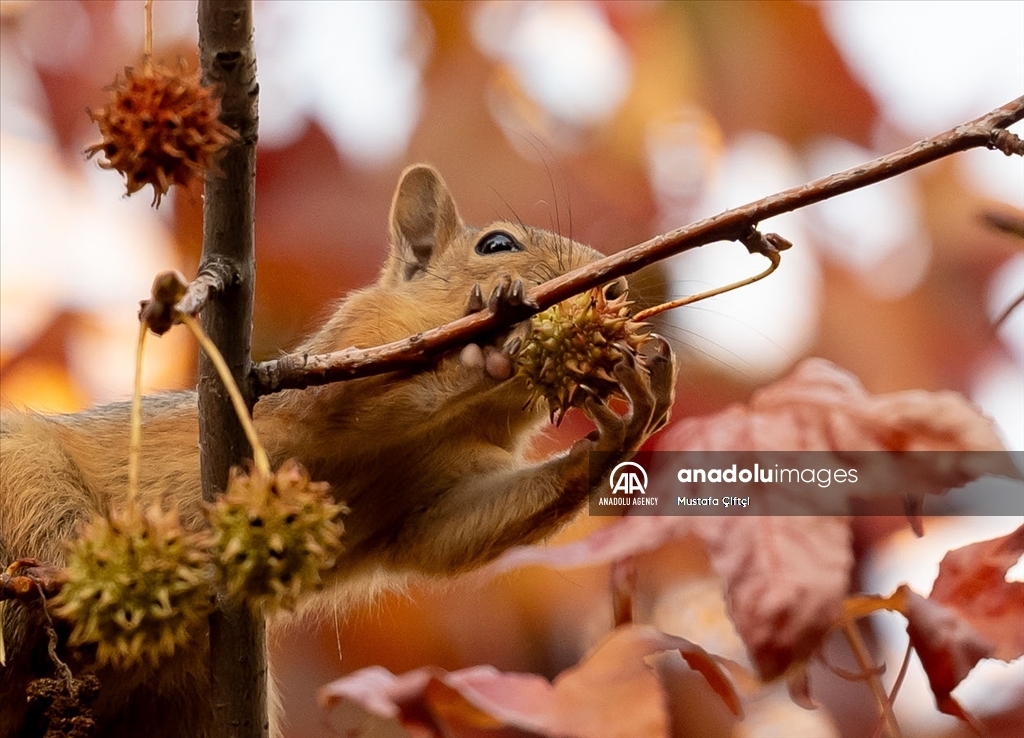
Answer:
[[197, 2, 266, 736]]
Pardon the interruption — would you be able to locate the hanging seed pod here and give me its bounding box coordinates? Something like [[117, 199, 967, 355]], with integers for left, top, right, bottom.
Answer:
[[517, 287, 648, 424], [207, 460, 346, 613], [85, 61, 236, 207], [54, 505, 214, 669]]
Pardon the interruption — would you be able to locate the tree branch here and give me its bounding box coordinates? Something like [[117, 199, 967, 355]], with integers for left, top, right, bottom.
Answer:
[[197, 2, 267, 737], [0, 560, 66, 604], [252, 96, 1024, 396], [177, 264, 233, 320]]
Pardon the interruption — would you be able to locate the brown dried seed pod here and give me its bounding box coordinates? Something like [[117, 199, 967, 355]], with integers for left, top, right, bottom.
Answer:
[[517, 287, 648, 424], [85, 61, 236, 207]]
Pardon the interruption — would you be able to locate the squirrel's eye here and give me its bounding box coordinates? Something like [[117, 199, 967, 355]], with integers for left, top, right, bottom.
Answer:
[[475, 231, 523, 255]]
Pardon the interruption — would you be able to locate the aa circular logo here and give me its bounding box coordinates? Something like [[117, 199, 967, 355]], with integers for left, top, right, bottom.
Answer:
[[609, 461, 648, 495]]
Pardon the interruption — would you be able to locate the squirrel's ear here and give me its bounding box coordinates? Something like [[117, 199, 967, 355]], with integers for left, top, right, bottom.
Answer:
[[388, 164, 463, 281]]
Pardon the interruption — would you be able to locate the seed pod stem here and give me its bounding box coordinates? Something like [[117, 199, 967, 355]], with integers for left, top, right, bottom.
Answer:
[[179, 313, 270, 477]]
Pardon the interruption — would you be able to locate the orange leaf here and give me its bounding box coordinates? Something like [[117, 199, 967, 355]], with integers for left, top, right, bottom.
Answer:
[[491, 359, 1016, 684], [318, 625, 741, 738], [901, 587, 993, 728], [694, 515, 851, 681], [929, 524, 1024, 662], [660, 357, 1008, 454], [901, 525, 1024, 725]]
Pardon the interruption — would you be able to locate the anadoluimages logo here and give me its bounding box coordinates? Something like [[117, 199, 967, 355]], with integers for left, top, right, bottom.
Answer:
[[609, 461, 648, 495]]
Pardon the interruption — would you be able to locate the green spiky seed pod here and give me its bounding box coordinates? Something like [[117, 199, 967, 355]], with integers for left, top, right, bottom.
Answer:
[[54, 505, 214, 669], [207, 459, 346, 613], [517, 287, 648, 424]]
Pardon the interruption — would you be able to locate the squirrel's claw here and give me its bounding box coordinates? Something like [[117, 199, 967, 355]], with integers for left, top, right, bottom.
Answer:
[[510, 279, 540, 311], [502, 335, 522, 357], [486, 275, 535, 320], [487, 276, 512, 312], [467, 275, 538, 320], [462, 276, 533, 382], [465, 283, 486, 315], [639, 334, 676, 434], [509, 279, 525, 307], [581, 336, 677, 455]]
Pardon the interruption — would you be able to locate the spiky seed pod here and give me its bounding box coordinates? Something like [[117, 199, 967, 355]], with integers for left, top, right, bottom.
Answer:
[[85, 61, 236, 207], [53, 505, 214, 669], [517, 287, 648, 424], [207, 459, 347, 613]]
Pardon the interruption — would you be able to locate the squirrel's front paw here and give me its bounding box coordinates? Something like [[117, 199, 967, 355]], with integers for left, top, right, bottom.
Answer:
[[461, 275, 534, 381], [582, 334, 677, 453]]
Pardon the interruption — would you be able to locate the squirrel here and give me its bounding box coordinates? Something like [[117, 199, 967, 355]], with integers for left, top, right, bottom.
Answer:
[[0, 164, 676, 737]]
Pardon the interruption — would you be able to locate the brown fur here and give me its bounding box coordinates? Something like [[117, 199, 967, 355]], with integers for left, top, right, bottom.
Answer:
[[0, 165, 675, 737]]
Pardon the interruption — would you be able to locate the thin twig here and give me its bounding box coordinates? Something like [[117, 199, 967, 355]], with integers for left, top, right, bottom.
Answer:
[[842, 621, 903, 738], [994, 293, 1024, 332], [634, 244, 782, 321], [0, 560, 66, 603], [872, 640, 914, 738], [252, 96, 1024, 396], [817, 646, 886, 682], [38, 581, 74, 693], [143, 0, 153, 58], [990, 128, 1024, 156], [139, 267, 231, 336]]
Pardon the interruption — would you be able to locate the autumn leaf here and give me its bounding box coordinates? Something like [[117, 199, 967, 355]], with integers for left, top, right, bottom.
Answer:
[[901, 524, 1024, 724], [659, 357, 1007, 453], [656, 358, 1016, 527], [929, 524, 1024, 661], [900, 587, 993, 728], [692, 515, 852, 682], [491, 358, 1015, 685], [656, 360, 1015, 680], [318, 624, 741, 738]]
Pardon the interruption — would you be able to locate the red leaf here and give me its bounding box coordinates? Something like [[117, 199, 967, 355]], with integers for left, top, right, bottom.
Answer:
[[901, 525, 1024, 724], [656, 358, 1015, 530], [318, 625, 742, 738], [694, 515, 852, 681], [652, 360, 1014, 678], [658, 357, 1008, 452], [491, 359, 1014, 684], [929, 524, 1024, 662], [901, 586, 994, 727]]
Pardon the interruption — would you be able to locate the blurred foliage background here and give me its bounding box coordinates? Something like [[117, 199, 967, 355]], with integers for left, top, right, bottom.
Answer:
[[1, 1, 1021, 736]]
